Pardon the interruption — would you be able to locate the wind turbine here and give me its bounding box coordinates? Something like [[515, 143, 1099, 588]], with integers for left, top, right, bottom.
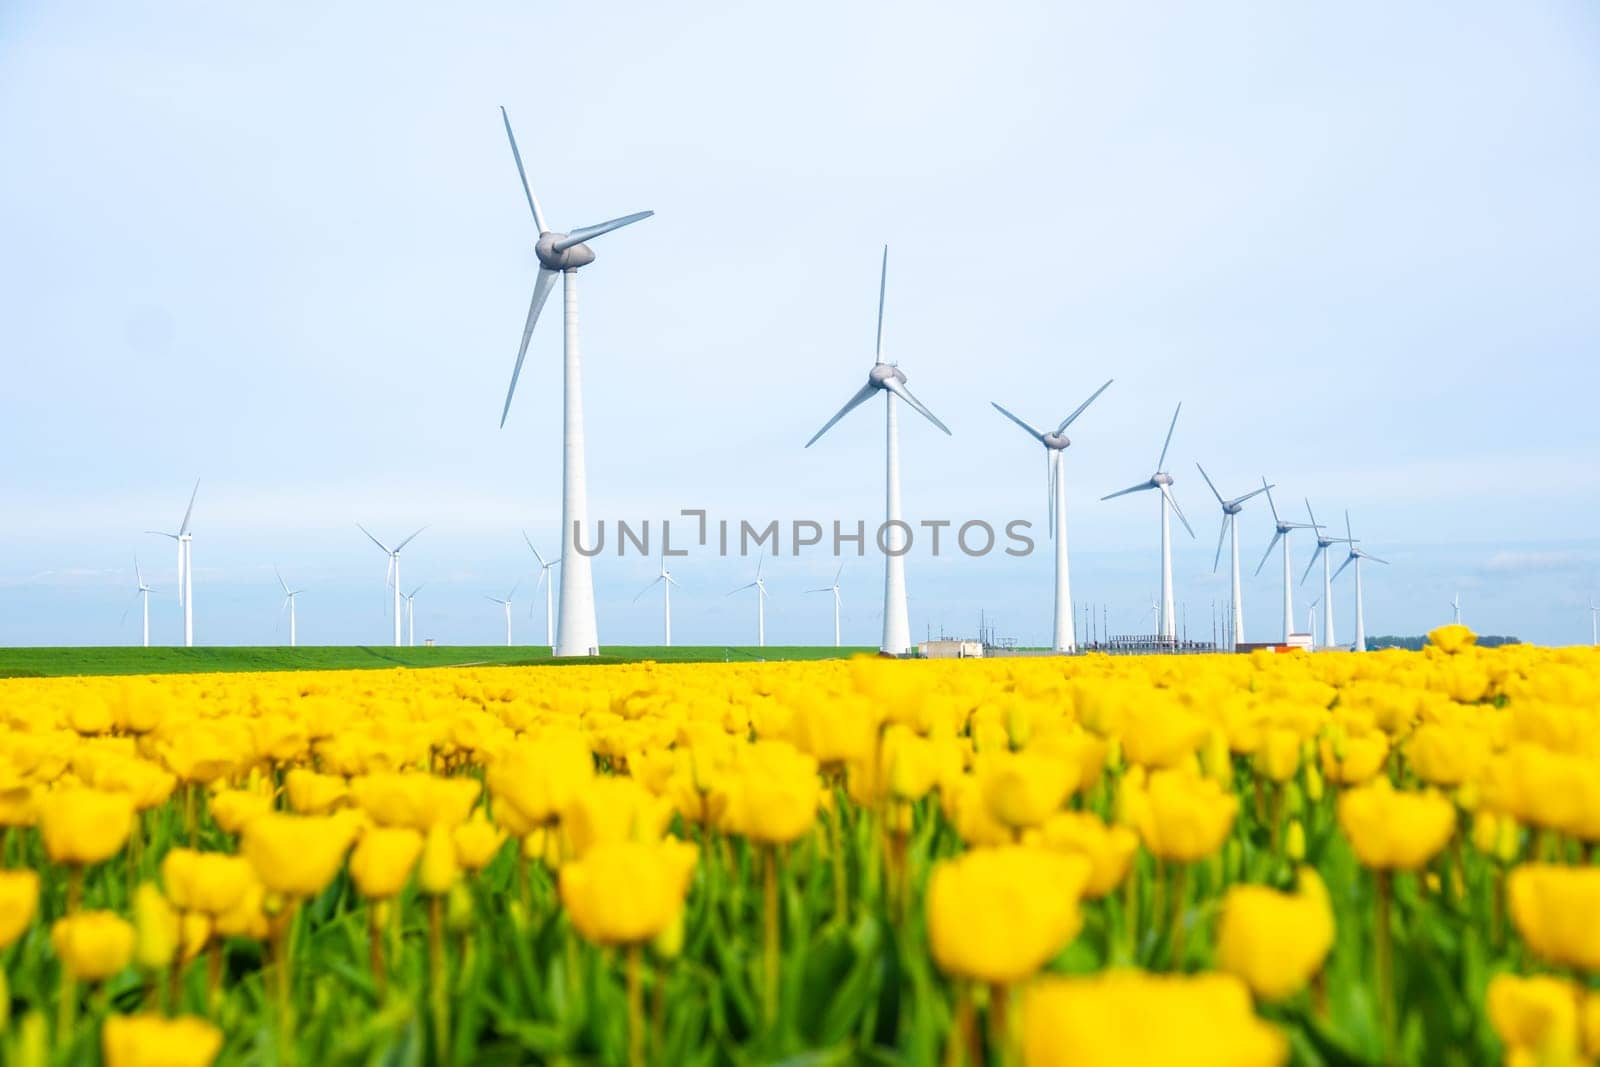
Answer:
[[805, 247, 951, 656], [496, 107, 653, 659], [1452, 593, 1462, 626], [1332, 511, 1389, 652], [357, 525, 425, 647], [1589, 597, 1598, 646], [123, 557, 154, 648], [486, 582, 519, 647], [1102, 404, 1194, 644], [521, 532, 562, 652], [634, 553, 681, 646], [1300, 500, 1353, 650], [146, 479, 199, 647], [1254, 481, 1316, 643], [274, 567, 303, 648], [806, 564, 845, 647], [727, 558, 771, 647], [1196, 465, 1271, 651], [992, 379, 1113, 653], [403, 584, 423, 647], [1306, 598, 1320, 648]]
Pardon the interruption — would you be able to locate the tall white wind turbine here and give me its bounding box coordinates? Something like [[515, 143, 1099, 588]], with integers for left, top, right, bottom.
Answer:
[[805, 247, 951, 656], [147, 479, 199, 647], [1300, 500, 1353, 650], [522, 531, 561, 652], [1254, 481, 1316, 642], [1589, 597, 1598, 646], [275, 566, 303, 648], [357, 525, 425, 647], [1307, 598, 1320, 647], [497, 107, 653, 659], [635, 553, 681, 646], [727, 558, 771, 647], [1102, 405, 1194, 644], [806, 564, 845, 648], [486, 583, 519, 647], [1452, 593, 1462, 626], [123, 556, 155, 648], [992, 380, 1113, 653], [1332, 511, 1389, 652], [1196, 465, 1271, 651], [403, 584, 423, 647]]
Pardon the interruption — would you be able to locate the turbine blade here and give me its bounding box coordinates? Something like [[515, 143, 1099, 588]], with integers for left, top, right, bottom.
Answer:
[[357, 524, 392, 554], [1101, 480, 1154, 502], [1196, 462, 1225, 507], [552, 211, 654, 252], [1299, 546, 1323, 586], [134, 555, 143, 587], [874, 245, 888, 362], [500, 267, 559, 428], [1057, 378, 1113, 432], [885, 380, 951, 435], [1233, 483, 1271, 506], [1263, 479, 1282, 524], [1156, 403, 1181, 472], [991, 401, 1045, 441], [726, 583, 756, 596], [1332, 555, 1355, 581], [1345, 509, 1354, 542], [805, 381, 878, 447], [499, 106, 548, 233], [179, 478, 200, 535], [1304, 498, 1320, 531], [833, 562, 844, 585], [275, 566, 289, 596], [1365, 553, 1390, 566], [1212, 514, 1229, 574], [145, 531, 179, 540], [395, 526, 427, 552], [1254, 531, 1283, 576], [1163, 486, 1195, 538], [806, 587, 832, 593], [634, 576, 663, 603]]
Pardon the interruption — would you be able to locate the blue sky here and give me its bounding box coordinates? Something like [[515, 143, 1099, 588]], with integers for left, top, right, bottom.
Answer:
[[2, 1, 1598, 649]]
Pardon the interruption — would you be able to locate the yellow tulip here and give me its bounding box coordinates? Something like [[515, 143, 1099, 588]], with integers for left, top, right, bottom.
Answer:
[[1487, 974, 1580, 1065], [1022, 970, 1287, 1067], [0, 869, 39, 948], [284, 768, 351, 815], [718, 740, 820, 845], [1029, 812, 1138, 897], [160, 849, 254, 916], [1129, 769, 1238, 863], [37, 787, 133, 866], [1318, 729, 1389, 786], [351, 772, 480, 830], [212, 882, 268, 941], [559, 838, 698, 946], [207, 790, 272, 835], [1214, 869, 1335, 1000], [348, 826, 423, 899], [1509, 864, 1600, 972], [977, 749, 1074, 831], [132, 883, 179, 970], [102, 1013, 223, 1067], [51, 910, 135, 981], [562, 776, 674, 859], [925, 846, 1089, 984], [452, 815, 506, 871], [242, 813, 356, 898], [1427, 624, 1477, 654], [485, 731, 594, 830], [1337, 780, 1455, 871]]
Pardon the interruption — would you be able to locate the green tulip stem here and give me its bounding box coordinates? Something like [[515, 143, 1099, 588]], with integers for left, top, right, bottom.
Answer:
[[429, 893, 449, 1065], [943, 981, 976, 1067], [627, 943, 644, 1067], [55, 972, 75, 1046], [368, 905, 386, 1002], [1375, 869, 1395, 1060], [272, 902, 297, 1067], [829, 791, 849, 924], [66, 866, 82, 914], [762, 845, 779, 1027], [1168, 862, 1188, 969]]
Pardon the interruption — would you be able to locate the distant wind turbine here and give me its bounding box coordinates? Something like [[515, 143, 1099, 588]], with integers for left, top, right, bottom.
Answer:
[[521, 532, 561, 652], [147, 479, 199, 647], [275, 567, 303, 648], [992, 379, 1113, 653], [1102, 404, 1194, 643], [1589, 597, 1598, 646], [806, 564, 845, 647], [496, 107, 653, 658], [485, 582, 520, 647], [403, 584, 423, 647], [357, 525, 425, 647], [1255, 481, 1316, 642], [122, 556, 155, 648], [1332, 511, 1389, 652], [1301, 500, 1353, 650], [805, 247, 951, 656], [1452, 593, 1462, 626], [728, 558, 771, 647], [1196, 465, 1271, 650], [1307, 598, 1320, 648], [634, 553, 681, 646]]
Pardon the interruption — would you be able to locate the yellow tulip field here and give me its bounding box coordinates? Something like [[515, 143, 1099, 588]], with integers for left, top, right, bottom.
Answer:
[[1, 625, 1598, 1065]]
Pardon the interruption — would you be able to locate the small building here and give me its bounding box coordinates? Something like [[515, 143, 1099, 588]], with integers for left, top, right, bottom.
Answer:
[[1235, 633, 1313, 654], [918, 639, 983, 659]]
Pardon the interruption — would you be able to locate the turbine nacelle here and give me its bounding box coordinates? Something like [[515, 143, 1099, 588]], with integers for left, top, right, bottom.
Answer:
[[868, 363, 908, 389], [534, 233, 596, 271], [1041, 432, 1070, 450], [1152, 472, 1174, 488]]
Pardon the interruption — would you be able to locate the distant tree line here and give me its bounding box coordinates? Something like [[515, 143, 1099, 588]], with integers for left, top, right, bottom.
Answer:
[[1365, 634, 1522, 651]]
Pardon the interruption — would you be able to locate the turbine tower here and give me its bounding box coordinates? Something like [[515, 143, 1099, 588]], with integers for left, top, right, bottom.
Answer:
[[1255, 481, 1315, 643], [1306, 598, 1320, 647], [728, 558, 771, 647], [358, 525, 425, 647], [1102, 404, 1194, 644], [147, 479, 199, 647], [275, 566, 303, 648], [805, 247, 951, 655], [403, 584, 423, 647], [486, 583, 519, 647], [124, 557, 154, 649], [1196, 465, 1270, 651], [635, 553, 681, 646], [497, 107, 653, 658], [1452, 593, 1462, 626], [521, 532, 562, 652], [1589, 597, 1598, 646], [1332, 511, 1389, 652], [806, 564, 845, 647], [992, 379, 1113, 653], [1301, 500, 1352, 650]]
